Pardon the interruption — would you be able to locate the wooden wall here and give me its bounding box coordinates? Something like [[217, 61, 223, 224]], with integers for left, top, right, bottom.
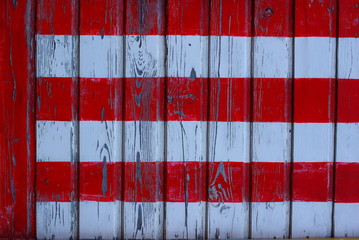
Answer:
[[1, 0, 359, 239]]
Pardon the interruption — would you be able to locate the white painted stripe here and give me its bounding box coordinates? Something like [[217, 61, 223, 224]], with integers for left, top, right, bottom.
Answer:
[[125, 35, 166, 78], [334, 203, 359, 237], [253, 37, 292, 79], [167, 35, 209, 78], [207, 202, 249, 239], [336, 123, 359, 163], [79, 201, 121, 239], [124, 121, 164, 163], [80, 35, 123, 78], [208, 121, 250, 162], [209, 36, 251, 78], [80, 121, 122, 163], [167, 121, 207, 162], [37, 121, 75, 162], [294, 123, 334, 162], [252, 122, 291, 163], [338, 38, 359, 79], [295, 37, 336, 78], [37, 201, 77, 239], [291, 202, 332, 238], [165, 202, 205, 239], [123, 202, 164, 239], [36, 35, 78, 78], [251, 201, 290, 239]]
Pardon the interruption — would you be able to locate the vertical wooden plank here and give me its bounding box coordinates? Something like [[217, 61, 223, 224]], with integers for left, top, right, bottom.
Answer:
[[291, 0, 337, 238], [124, 0, 165, 239], [207, 0, 251, 238], [335, 0, 359, 237], [251, 0, 293, 238], [36, 0, 79, 238], [0, 0, 35, 238], [79, 0, 124, 239], [166, 1, 209, 239]]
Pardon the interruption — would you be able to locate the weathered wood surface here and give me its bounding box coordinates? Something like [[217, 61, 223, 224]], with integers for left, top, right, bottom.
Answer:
[[0, 0, 35, 238], [1, 0, 359, 239], [36, 0, 79, 238]]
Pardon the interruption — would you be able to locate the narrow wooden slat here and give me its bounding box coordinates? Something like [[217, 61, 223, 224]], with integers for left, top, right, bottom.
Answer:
[[251, 0, 293, 238], [36, 0, 79, 238], [334, 0, 359, 237], [207, 0, 252, 238], [123, 0, 165, 239], [0, 0, 35, 238], [78, 0, 124, 239], [291, 0, 337, 238], [166, 1, 209, 239]]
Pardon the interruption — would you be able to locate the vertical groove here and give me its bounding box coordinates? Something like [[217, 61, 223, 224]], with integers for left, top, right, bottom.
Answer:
[[248, 0, 255, 238], [331, 0, 340, 237], [33, 0, 37, 237], [289, 0, 296, 238]]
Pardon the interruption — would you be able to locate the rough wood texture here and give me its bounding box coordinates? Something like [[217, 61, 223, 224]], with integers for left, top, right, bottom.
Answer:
[[2, 0, 359, 239], [0, 0, 35, 238], [36, 0, 79, 239]]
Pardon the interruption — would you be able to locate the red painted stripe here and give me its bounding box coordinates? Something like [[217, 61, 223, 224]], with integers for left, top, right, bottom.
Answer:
[[251, 162, 291, 202], [37, 77, 77, 121], [339, 0, 359, 38], [80, 162, 122, 202], [167, 0, 209, 35], [337, 79, 359, 123], [0, 1, 35, 237], [209, 78, 250, 122], [167, 77, 208, 121], [295, 0, 337, 37], [335, 162, 359, 203], [80, 0, 124, 35], [124, 77, 165, 121], [254, 0, 293, 37], [210, 0, 252, 36], [292, 162, 333, 202], [39, 76, 347, 123], [125, 0, 165, 35], [80, 78, 122, 121], [294, 78, 335, 123], [37, 161, 357, 203], [253, 78, 292, 122], [36, 0, 78, 35]]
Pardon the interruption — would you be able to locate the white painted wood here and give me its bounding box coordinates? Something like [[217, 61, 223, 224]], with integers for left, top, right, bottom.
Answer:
[[123, 33, 165, 239], [291, 202, 332, 238], [209, 36, 251, 78], [80, 35, 123, 78], [293, 123, 335, 163], [167, 35, 209, 78], [126, 35, 166, 78], [36, 35, 79, 78], [334, 203, 359, 237], [336, 123, 359, 163], [253, 37, 292, 78], [338, 38, 359, 79], [295, 37, 336, 78], [251, 202, 290, 239], [37, 121, 73, 162], [80, 121, 122, 163], [37, 202, 77, 239], [252, 123, 292, 163]]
